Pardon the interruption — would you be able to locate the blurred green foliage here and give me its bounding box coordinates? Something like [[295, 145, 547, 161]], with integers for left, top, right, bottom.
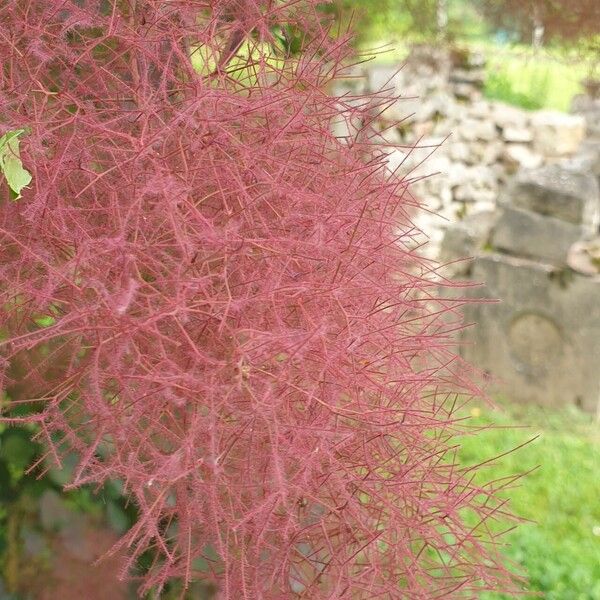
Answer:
[[337, 0, 488, 46], [342, 0, 594, 111], [459, 401, 600, 599], [483, 48, 588, 111], [0, 419, 138, 598], [484, 66, 549, 110]]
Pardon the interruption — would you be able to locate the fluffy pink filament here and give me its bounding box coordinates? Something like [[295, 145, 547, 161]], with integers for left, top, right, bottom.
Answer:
[[0, 1, 519, 597]]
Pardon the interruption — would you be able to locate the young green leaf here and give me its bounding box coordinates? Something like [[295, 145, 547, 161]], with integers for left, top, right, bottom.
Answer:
[[0, 129, 32, 199]]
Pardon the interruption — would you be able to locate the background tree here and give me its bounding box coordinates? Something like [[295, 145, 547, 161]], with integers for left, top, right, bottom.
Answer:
[[329, 0, 499, 49], [479, 0, 600, 47]]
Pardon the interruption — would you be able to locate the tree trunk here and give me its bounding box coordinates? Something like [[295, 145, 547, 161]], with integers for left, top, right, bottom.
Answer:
[[437, 0, 449, 39], [532, 6, 544, 51]]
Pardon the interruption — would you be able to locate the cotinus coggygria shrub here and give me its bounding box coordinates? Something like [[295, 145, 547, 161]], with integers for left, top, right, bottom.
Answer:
[[0, 1, 519, 597]]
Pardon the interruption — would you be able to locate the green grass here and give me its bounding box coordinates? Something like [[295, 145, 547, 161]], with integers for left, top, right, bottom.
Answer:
[[482, 48, 588, 112], [1, 396, 598, 598], [459, 401, 600, 599]]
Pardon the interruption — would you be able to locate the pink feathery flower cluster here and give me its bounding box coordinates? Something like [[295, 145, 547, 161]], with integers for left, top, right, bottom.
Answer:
[[0, 1, 519, 597]]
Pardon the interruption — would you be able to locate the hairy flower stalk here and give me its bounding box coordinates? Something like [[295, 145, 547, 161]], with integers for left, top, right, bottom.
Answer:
[[0, 1, 519, 597]]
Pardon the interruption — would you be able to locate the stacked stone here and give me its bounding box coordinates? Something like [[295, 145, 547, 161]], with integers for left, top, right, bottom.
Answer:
[[360, 65, 587, 253], [571, 92, 600, 140], [389, 104, 587, 212], [384, 108, 587, 258], [351, 49, 586, 222], [493, 165, 599, 263], [448, 50, 486, 102], [444, 164, 600, 414], [332, 49, 600, 413], [333, 52, 590, 261]]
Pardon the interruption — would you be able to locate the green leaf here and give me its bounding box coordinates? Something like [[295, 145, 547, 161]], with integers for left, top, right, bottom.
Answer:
[[33, 314, 56, 328], [0, 129, 32, 199]]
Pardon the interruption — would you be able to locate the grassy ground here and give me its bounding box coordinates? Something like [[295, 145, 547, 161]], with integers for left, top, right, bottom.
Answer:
[[482, 47, 587, 112], [1, 400, 597, 598], [458, 400, 600, 599]]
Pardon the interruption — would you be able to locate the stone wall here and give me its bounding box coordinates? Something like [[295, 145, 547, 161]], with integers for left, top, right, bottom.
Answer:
[[335, 48, 588, 257], [334, 47, 600, 414], [445, 163, 600, 415]]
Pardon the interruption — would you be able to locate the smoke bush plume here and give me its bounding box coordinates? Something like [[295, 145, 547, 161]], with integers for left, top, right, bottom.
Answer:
[[0, 1, 519, 597]]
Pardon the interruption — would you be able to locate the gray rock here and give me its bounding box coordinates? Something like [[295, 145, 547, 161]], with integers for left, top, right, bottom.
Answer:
[[386, 95, 423, 124], [416, 173, 452, 209], [567, 238, 600, 276], [450, 166, 499, 205], [505, 164, 600, 232], [445, 161, 469, 188], [472, 140, 504, 165], [440, 210, 498, 274], [502, 126, 533, 143], [460, 118, 497, 142], [448, 141, 471, 163], [331, 97, 365, 142], [571, 93, 597, 114], [417, 92, 455, 121], [379, 125, 403, 145], [502, 144, 543, 172], [470, 100, 493, 119], [461, 254, 600, 413], [453, 83, 482, 102], [454, 183, 497, 204], [468, 165, 498, 190], [531, 110, 586, 157], [367, 66, 404, 94], [570, 95, 600, 139], [492, 206, 585, 265], [412, 120, 435, 139], [493, 102, 529, 130], [385, 148, 408, 174], [433, 119, 454, 137], [399, 146, 449, 181], [457, 119, 478, 142], [466, 52, 487, 69], [331, 115, 359, 142], [365, 70, 422, 124], [571, 140, 600, 176], [469, 200, 497, 215], [409, 211, 446, 259], [450, 68, 485, 86], [490, 162, 510, 185], [561, 152, 600, 178], [331, 68, 367, 96], [414, 100, 438, 123]]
